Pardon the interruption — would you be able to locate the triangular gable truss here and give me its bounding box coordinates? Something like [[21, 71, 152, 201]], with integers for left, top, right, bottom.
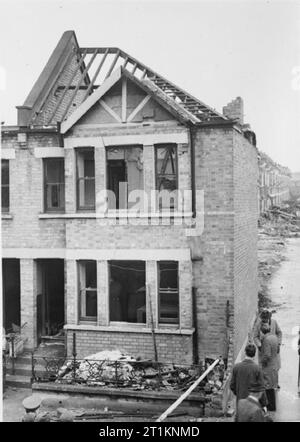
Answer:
[[61, 68, 200, 133]]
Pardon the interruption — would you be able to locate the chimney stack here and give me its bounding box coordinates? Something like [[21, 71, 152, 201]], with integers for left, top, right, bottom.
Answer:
[[222, 97, 244, 125]]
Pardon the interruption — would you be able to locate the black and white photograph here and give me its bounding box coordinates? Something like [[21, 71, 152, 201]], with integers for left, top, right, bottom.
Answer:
[[1, 0, 300, 426]]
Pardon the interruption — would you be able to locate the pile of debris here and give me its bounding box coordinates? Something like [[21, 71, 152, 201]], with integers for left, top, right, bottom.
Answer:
[[258, 205, 300, 308], [56, 350, 225, 394]]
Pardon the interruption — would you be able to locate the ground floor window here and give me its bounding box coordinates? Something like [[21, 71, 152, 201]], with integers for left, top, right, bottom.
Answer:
[[78, 261, 97, 321], [158, 261, 179, 324], [109, 260, 146, 323]]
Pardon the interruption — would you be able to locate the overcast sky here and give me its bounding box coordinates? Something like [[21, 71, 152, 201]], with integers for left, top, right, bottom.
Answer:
[[0, 0, 299, 171]]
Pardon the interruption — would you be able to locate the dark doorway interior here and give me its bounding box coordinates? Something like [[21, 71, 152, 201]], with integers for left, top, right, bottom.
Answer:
[[36, 259, 64, 342], [2, 259, 21, 332]]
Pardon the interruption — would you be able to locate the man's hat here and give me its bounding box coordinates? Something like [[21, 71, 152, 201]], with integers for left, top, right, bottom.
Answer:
[[22, 395, 41, 412], [249, 381, 265, 393]]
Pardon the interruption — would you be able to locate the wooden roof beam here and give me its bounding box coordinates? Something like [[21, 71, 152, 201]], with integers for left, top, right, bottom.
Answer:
[[46, 48, 88, 124], [60, 48, 99, 122]]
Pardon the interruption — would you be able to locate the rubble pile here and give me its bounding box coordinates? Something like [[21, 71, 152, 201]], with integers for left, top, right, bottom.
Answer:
[[258, 206, 300, 308], [56, 350, 225, 393]]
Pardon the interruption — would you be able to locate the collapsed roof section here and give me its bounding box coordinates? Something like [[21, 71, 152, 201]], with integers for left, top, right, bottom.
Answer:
[[17, 30, 228, 128]]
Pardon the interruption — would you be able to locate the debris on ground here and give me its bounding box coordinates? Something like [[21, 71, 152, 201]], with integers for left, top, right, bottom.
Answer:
[[258, 204, 300, 309], [55, 350, 225, 394]]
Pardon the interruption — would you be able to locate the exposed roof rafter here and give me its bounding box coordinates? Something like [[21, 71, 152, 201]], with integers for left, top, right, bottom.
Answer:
[[19, 31, 228, 128]]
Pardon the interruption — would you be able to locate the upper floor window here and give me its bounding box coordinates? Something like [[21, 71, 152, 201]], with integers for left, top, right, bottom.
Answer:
[[44, 158, 65, 212], [106, 146, 143, 210], [76, 148, 95, 211], [155, 144, 178, 210], [158, 261, 179, 324], [1, 160, 9, 213], [78, 260, 97, 321]]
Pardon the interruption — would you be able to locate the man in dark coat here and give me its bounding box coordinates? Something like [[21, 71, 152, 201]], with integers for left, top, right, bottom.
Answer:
[[230, 343, 264, 401], [260, 323, 279, 411], [237, 381, 271, 422], [254, 308, 282, 387]]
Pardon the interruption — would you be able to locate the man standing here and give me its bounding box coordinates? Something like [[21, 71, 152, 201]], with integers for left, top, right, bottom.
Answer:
[[260, 323, 279, 411], [237, 382, 271, 422], [230, 343, 265, 402], [253, 308, 282, 387]]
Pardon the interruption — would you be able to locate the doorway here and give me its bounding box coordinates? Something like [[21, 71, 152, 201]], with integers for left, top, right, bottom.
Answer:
[[2, 259, 21, 333], [36, 259, 65, 343]]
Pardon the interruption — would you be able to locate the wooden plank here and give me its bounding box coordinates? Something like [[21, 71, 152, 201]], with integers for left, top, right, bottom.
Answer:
[[82, 48, 109, 101], [60, 48, 99, 122], [127, 95, 151, 122], [79, 47, 119, 54], [156, 358, 220, 422], [61, 67, 122, 134], [121, 77, 127, 123], [105, 50, 120, 79], [122, 56, 129, 68], [46, 48, 88, 124], [131, 62, 138, 75], [99, 99, 122, 123]]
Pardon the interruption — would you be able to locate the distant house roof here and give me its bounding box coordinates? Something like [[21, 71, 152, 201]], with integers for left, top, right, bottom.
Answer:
[[17, 30, 228, 128]]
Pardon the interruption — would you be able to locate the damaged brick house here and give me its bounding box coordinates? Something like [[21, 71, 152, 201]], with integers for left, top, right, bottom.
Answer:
[[1, 31, 258, 364]]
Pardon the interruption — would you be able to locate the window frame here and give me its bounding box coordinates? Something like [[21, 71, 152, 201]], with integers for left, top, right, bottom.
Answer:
[[1, 159, 9, 213], [76, 147, 96, 212], [155, 144, 178, 211], [108, 260, 146, 325], [78, 260, 98, 322], [157, 261, 179, 325], [106, 145, 144, 211], [43, 158, 65, 213]]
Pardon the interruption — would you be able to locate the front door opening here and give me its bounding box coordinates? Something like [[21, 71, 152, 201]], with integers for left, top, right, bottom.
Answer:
[[2, 259, 21, 333], [36, 259, 65, 342]]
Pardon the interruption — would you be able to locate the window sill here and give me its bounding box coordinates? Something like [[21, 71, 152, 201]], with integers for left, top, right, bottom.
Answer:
[[64, 323, 194, 335], [38, 211, 193, 220], [2, 213, 13, 219]]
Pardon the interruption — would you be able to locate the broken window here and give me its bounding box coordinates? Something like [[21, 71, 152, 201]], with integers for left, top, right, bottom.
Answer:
[[107, 146, 143, 210], [44, 158, 65, 212], [1, 159, 9, 212], [158, 261, 179, 324], [76, 148, 95, 210], [155, 144, 178, 210], [109, 261, 146, 323], [78, 261, 97, 321]]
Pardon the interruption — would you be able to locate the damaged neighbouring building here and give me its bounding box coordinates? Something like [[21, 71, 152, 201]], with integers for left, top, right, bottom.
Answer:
[[1, 31, 258, 364]]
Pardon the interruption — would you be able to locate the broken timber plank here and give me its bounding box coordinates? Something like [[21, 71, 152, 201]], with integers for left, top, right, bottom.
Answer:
[[156, 358, 220, 422]]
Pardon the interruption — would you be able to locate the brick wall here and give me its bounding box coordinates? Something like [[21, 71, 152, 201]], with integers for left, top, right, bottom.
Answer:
[[191, 127, 234, 360], [233, 130, 258, 357], [1, 118, 258, 363], [191, 126, 258, 361], [2, 132, 66, 249], [35, 53, 87, 126], [65, 328, 193, 364]]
